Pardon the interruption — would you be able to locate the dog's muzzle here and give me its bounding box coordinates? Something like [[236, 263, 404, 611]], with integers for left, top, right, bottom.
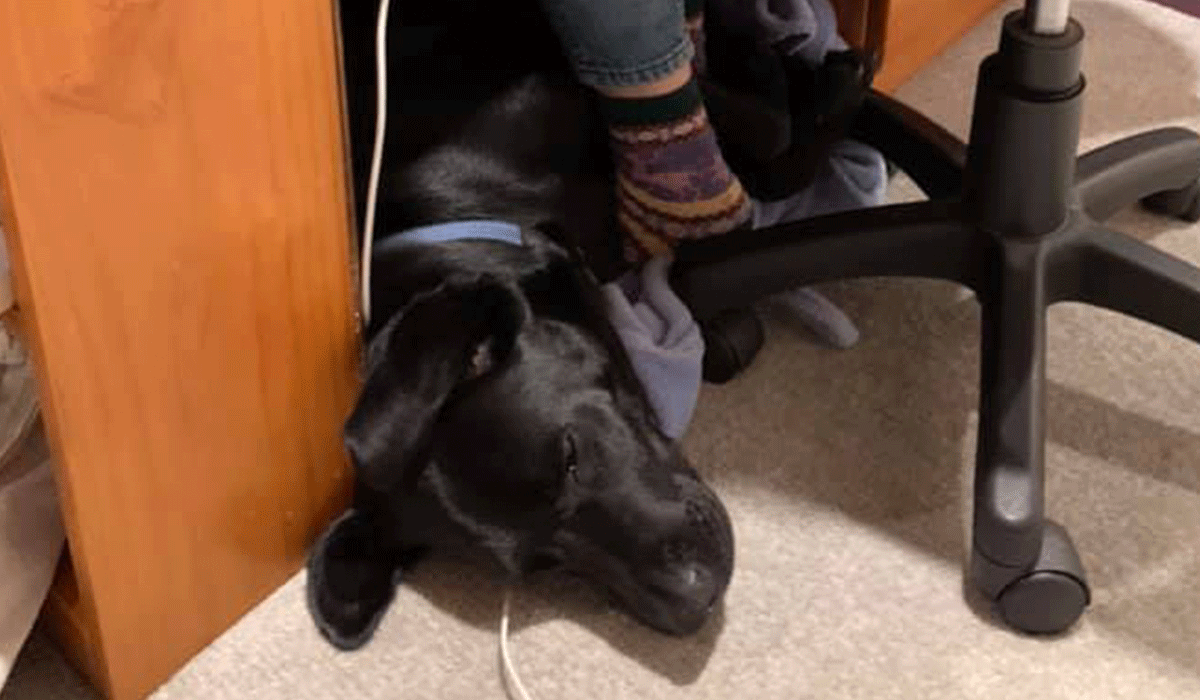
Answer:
[[550, 471, 735, 636]]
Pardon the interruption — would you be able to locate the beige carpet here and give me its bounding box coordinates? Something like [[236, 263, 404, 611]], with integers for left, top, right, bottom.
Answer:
[[5, 0, 1200, 698]]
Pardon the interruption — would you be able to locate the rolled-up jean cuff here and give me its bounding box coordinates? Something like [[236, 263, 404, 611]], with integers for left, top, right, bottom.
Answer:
[[573, 38, 694, 89]]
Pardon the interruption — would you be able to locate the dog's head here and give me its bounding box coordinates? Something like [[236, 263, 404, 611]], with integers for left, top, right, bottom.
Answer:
[[345, 235, 733, 636]]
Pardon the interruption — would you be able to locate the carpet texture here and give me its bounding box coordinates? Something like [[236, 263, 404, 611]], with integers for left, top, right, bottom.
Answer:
[[4, 1, 1200, 698], [1149, 0, 1200, 18]]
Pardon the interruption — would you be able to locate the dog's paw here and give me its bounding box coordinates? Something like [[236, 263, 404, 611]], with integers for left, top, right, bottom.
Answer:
[[305, 509, 403, 651]]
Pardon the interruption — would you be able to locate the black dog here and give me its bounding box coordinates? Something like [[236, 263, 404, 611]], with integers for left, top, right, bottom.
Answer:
[[306, 0, 737, 649]]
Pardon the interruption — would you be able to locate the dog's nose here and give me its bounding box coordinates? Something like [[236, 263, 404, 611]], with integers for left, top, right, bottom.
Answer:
[[678, 564, 715, 603], [655, 562, 719, 610], [681, 564, 705, 597], [644, 563, 721, 636]]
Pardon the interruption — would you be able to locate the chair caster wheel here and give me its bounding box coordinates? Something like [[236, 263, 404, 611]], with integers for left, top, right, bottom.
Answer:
[[1142, 178, 1200, 222], [997, 569, 1089, 635], [972, 520, 1091, 635], [700, 308, 765, 384]]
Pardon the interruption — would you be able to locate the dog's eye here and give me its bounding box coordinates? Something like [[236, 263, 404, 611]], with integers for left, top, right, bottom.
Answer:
[[562, 430, 579, 480]]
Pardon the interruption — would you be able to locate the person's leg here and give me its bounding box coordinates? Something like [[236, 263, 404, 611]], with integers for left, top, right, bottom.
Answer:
[[685, 0, 707, 76], [539, 0, 750, 261]]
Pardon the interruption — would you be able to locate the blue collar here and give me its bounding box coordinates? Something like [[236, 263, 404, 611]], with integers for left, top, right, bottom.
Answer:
[[380, 220, 525, 251]]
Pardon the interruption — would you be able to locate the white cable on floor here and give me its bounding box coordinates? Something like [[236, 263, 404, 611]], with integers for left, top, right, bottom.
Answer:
[[499, 589, 537, 700], [360, 0, 392, 324]]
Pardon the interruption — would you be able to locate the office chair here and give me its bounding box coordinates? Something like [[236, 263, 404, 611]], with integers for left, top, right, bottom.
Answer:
[[674, 0, 1200, 634]]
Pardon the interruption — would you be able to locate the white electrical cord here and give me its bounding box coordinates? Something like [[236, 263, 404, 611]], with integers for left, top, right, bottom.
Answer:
[[361, 0, 393, 324], [499, 589, 537, 700]]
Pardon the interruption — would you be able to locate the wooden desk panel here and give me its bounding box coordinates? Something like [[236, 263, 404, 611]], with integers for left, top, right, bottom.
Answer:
[[0, 1, 361, 698], [836, 0, 1006, 92]]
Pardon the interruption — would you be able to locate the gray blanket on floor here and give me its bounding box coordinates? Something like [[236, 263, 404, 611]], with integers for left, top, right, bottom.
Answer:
[[601, 0, 885, 439], [709, 0, 849, 61]]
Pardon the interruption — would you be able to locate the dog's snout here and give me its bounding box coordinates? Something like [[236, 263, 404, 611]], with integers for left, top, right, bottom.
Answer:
[[663, 562, 718, 610], [643, 561, 721, 636]]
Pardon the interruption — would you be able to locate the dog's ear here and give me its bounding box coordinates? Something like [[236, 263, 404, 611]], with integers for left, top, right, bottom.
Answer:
[[344, 274, 525, 493]]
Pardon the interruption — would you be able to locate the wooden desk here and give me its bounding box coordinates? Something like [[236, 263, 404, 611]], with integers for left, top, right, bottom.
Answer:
[[836, 0, 1006, 92], [0, 1, 360, 698], [0, 0, 1001, 698]]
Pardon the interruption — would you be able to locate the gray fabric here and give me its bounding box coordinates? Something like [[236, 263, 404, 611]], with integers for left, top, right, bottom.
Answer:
[[602, 139, 886, 438], [601, 257, 705, 439], [0, 429, 59, 693], [751, 140, 887, 349], [708, 0, 848, 64], [771, 287, 861, 349], [718, 0, 889, 353], [751, 141, 888, 228], [599, 0, 889, 439]]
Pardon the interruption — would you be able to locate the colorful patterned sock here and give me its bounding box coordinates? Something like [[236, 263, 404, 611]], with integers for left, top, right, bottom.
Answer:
[[602, 79, 752, 262]]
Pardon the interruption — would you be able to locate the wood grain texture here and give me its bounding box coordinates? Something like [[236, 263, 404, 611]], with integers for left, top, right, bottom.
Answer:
[[833, 0, 892, 76], [833, 0, 871, 52], [872, 0, 1005, 91], [0, 0, 361, 698]]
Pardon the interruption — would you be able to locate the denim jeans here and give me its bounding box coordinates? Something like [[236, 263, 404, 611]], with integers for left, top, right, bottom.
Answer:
[[538, 0, 693, 88]]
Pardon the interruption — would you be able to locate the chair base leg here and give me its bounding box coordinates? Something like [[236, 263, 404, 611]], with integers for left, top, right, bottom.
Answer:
[[1143, 179, 1200, 223], [1074, 128, 1200, 222], [971, 520, 1090, 635], [1076, 225, 1200, 342], [852, 91, 967, 200], [672, 6, 1200, 637], [673, 201, 985, 318]]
